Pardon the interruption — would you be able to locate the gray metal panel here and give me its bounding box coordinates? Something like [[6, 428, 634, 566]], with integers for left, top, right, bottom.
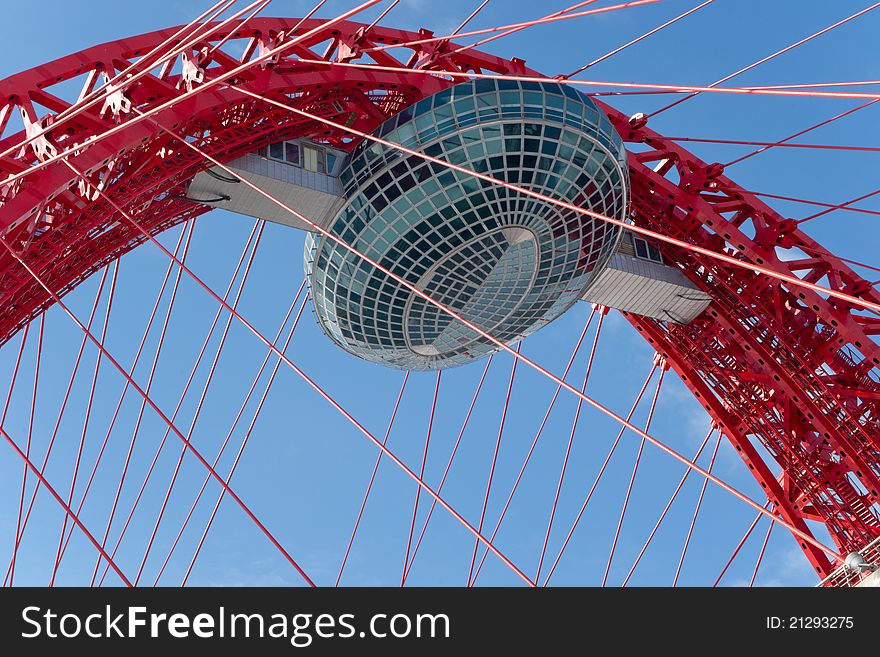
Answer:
[[857, 570, 880, 587], [186, 152, 345, 231], [616, 232, 636, 257], [583, 253, 711, 323]]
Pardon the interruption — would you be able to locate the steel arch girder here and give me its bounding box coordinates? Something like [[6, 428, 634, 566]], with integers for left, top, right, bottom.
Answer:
[[0, 16, 877, 569], [628, 313, 835, 576], [607, 109, 880, 556]]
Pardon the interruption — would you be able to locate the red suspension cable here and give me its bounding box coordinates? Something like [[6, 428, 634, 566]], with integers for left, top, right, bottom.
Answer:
[[798, 186, 880, 224], [534, 311, 605, 582], [230, 89, 880, 319], [152, 283, 308, 586], [713, 507, 767, 587], [87, 225, 202, 585], [542, 363, 658, 585], [142, 106, 846, 563], [364, 1, 658, 54], [665, 135, 880, 154], [0, 0, 386, 190], [337, 371, 410, 586], [293, 58, 880, 101], [467, 344, 521, 586], [446, 1, 600, 56], [471, 312, 595, 584], [649, 3, 880, 117], [53, 224, 196, 575], [672, 430, 723, 586], [401, 355, 494, 584], [621, 426, 715, 586], [9, 314, 43, 586], [130, 226, 266, 585], [726, 99, 880, 166], [0, 425, 133, 587], [401, 371, 441, 585], [181, 291, 313, 586], [0, 231, 318, 587], [563, 0, 716, 77], [749, 521, 774, 587], [602, 365, 666, 586], [93, 225, 262, 586], [49, 264, 118, 586]]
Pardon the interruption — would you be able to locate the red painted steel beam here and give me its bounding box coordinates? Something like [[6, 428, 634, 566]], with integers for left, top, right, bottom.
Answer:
[[0, 15, 876, 579], [142, 71, 857, 568]]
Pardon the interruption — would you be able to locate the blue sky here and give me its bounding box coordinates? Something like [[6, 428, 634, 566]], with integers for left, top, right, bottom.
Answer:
[[0, 1, 877, 587]]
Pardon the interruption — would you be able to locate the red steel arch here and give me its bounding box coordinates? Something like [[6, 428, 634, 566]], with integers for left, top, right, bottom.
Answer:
[[0, 16, 878, 579]]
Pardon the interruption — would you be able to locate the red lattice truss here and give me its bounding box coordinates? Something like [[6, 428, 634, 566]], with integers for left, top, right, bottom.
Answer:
[[0, 16, 878, 577]]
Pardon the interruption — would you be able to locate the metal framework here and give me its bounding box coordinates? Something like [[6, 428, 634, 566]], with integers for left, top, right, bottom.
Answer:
[[0, 11, 878, 582]]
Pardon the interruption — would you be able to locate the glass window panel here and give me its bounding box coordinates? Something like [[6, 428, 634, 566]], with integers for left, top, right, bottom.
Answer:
[[269, 142, 285, 160], [303, 145, 326, 173], [285, 142, 300, 165]]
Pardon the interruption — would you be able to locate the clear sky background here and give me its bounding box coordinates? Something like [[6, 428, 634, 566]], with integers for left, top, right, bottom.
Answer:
[[0, 0, 877, 587]]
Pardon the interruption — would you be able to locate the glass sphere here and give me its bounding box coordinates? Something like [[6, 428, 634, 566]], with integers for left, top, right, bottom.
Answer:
[[305, 79, 629, 370]]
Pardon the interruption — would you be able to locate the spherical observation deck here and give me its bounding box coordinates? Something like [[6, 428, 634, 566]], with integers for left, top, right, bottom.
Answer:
[[305, 79, 629, 370]]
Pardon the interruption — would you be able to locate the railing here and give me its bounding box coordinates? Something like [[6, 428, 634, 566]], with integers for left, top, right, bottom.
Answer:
[[817, 535, 880, 587]]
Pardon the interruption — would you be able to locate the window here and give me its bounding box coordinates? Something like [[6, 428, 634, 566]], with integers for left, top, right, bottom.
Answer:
[[269, 141, 285, 161], [633, 236, 663, 264], [285, 142, 300, 165], [267, 141, 301, 166], [303, 145, 326, 173]]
